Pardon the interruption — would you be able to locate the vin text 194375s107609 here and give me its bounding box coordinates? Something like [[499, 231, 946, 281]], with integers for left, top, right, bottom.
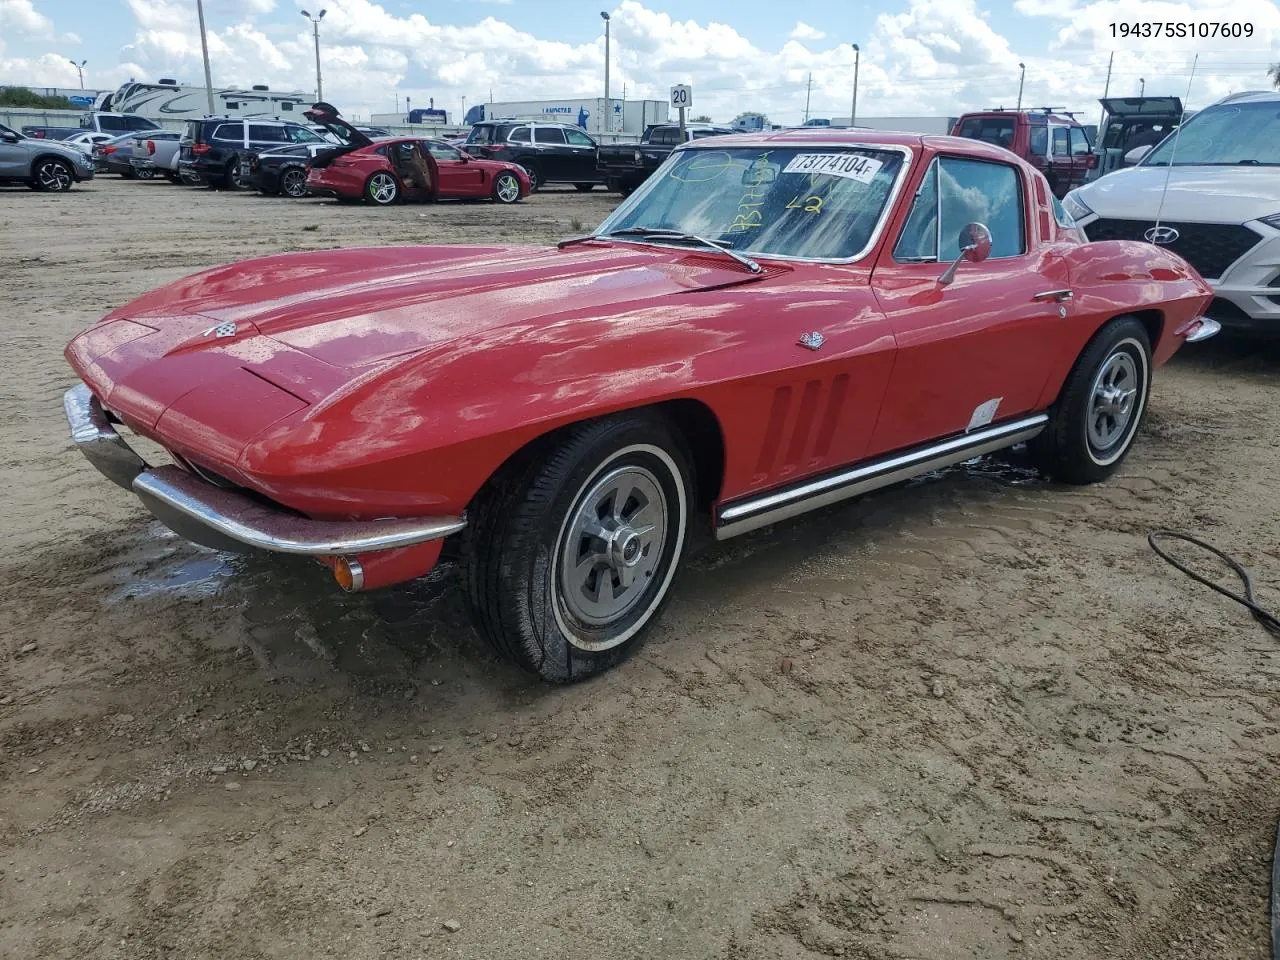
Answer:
[[62, 128, 1219, 684]]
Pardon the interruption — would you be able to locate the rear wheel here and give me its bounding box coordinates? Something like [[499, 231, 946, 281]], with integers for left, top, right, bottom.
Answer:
[[574, 183, 595, 193], [280, 166, 309, 198], [491, 171, 521, 204], [461, 412, 693, 683], [1032, 316, 1152, 484], [222, 160, 250, 190], [134, 166, 156, 181], [519, 163, 541, 192], [364, 171, 400, 205], [32, 158, 72, 192]]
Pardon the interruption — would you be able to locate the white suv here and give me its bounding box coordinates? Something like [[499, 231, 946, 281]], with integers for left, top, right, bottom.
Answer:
[[1062, 90, 1280, 334]]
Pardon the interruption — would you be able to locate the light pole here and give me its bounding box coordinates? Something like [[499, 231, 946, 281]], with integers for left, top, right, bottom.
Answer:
[[195, 0, 216, 114], [600, 11, 611, 133], [1015, 61, 1026, 110], [300, 9, 326, 101], [850, 43, 859, 126], [68, 59, 86, 89]]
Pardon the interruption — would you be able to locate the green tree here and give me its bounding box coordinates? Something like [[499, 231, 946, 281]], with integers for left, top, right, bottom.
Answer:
[[690, 114, 712, 123], [0, 87, 75, 109], [1271, 63, 1280, 88]]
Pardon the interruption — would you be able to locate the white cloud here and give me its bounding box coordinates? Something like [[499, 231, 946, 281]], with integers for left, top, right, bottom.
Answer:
[[790, 21, 826, 42], [2, 0, 1275, 127]]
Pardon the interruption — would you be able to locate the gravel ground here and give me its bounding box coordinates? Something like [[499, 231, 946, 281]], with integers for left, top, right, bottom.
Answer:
[[2, 175, 1279, 960]]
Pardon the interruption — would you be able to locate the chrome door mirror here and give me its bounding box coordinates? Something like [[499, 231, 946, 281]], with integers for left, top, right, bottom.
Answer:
[[938, 222, 992, 285]]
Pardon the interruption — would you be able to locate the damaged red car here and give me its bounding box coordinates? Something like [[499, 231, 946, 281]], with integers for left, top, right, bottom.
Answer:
[[303, 102, 529, 205], [64, 129, 1218, 683]]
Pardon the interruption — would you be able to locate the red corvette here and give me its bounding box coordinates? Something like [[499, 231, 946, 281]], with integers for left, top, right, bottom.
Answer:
[[64, 129, 1218, 683], [303, 105, 529, 206]]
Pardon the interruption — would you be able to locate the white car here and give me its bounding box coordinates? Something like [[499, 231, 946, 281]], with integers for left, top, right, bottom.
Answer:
[[61, 131, 115, 155], [1063, 90, 1280, 334]]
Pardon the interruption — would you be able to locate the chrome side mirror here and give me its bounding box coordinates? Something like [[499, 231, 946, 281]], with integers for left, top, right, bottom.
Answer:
[[938, 222, 993, 285]]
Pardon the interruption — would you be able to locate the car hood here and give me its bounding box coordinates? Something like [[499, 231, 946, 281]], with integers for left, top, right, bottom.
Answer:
[[27, 139, 87, 162], [68, 243, 777, 420], [1075, 165, 1280, 224]]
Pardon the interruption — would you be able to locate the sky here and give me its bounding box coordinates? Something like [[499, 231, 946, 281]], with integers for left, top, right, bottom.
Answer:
[[2, 0, 1278, 124]]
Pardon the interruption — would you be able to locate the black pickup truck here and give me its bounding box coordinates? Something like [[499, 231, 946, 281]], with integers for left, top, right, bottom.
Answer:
[[597, 123, 737, 194]]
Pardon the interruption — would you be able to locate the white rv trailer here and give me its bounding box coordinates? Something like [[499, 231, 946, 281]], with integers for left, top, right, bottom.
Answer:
[[102, 80, 312, 121]]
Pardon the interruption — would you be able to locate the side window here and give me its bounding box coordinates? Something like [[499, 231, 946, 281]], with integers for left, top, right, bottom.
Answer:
[[1028, 126, 1047, 156], [101, 116, 125, 132], [248, 124, 284, 142], [424, 141, 461, 160], [938, 157, 1025, 259], [893, 160, 940, 261], [564, 129, 595, 147], [1069, 127, 1091, 155], [652, 127, 677, 146], [375, 145, 390, 158], [281, 101, 293, 112], [212, 123, 242, 142], [1052, 127, 1069, 157], [508, 126, 531, 143], [534, 127, 567, 144]]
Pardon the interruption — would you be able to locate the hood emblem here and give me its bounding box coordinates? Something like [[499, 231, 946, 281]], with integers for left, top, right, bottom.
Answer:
[[1144, 225, 1180, 245], [797, 331, 825, 351], [202, 321, 238, 339]]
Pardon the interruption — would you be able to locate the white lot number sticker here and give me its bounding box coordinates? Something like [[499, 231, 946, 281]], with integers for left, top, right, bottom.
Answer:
[[967, 397, 1002, 433], [782, 153, 883, 183]]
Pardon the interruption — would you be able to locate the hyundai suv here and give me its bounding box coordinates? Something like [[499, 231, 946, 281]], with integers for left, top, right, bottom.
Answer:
[[463, 121, 601, 191], [1063, 91, 1280, 334], [951, 108, 1096, 197], [178, 116, 331, 188]]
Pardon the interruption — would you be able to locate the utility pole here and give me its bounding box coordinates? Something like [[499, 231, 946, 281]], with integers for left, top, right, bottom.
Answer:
[[1098, 51, 1114, 138], [195, 0, 216, 114], [300, 9, 326, 101], [803, 72, 812, 123], [600, 11, 611, 132], [1015, 62, 1026, 110], [850, 43, 859, 126], [1139, 77, 1145, 97], [68, 59, 87, 89]]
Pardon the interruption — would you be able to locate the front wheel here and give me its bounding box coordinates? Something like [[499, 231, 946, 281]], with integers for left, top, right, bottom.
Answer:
[[1032, 316, 1152, 484], [280, 166, 309, 198], [574, 183, 595, 193], [32, 159, 73, 192], [491, 171, 522, 204], [461, 413, 694, 683], [134, 166, 156, 181], [364, 171, 400, 205]]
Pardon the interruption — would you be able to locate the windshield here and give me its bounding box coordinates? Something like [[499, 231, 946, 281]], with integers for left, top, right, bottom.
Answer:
[[1142, 100, 1280, 166], [597, 146, 907, 261]]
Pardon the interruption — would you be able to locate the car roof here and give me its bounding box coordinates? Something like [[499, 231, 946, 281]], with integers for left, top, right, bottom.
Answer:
[[1215, 89, 1279, 105], [677, 128, 1041, 166]]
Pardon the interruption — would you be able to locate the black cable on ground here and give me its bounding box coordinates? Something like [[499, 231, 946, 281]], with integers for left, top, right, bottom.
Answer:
[[1148, 530, 1280, 638]]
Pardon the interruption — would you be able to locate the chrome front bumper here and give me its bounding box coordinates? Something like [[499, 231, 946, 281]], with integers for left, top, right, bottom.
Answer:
[[63, 383, 465, 555]]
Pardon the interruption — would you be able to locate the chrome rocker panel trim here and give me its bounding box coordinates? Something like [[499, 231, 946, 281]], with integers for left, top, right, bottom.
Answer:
[[714, 413, 1049, 540], [65, 383, 465, 556]]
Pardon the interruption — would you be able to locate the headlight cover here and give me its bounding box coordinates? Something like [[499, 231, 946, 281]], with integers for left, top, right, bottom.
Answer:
[[1062, 191, 1094, 222]]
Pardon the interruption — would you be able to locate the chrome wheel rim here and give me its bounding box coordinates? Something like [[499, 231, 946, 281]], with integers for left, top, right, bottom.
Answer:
[[520, 165, 538, 190], [369, 172, 397, 203], [1088, 350, 1139, 452], [496, 173, 519, 202], [282, 168, 307, 197], [37, 161, 71, 191], [557, 464, 669, 633], [135, 166, 155, 180]]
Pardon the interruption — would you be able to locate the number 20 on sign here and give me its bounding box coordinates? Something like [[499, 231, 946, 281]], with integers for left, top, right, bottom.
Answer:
[[669, 85, 693, 109]]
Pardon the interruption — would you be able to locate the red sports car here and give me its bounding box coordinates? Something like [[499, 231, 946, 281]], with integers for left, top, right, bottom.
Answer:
[[64, 129, 1218, 683], [303, 104, 528, 205]]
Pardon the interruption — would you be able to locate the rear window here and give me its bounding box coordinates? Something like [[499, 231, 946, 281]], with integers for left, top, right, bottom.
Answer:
[[508, 126, 531, 143], [99, 116, 127, 133], [650, 127, 679, 146], [956, 117, 1016, 149], [1028, 126, 1047, 156]]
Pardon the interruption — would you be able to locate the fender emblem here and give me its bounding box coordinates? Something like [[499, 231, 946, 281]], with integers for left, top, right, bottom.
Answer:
[[1143, 225, 1179, 245], [202, 321, 238, 339], [798, 331, 825, 351]]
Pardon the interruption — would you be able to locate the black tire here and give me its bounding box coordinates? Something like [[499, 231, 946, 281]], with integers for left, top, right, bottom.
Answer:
[[364, 171, 401, 205], [31, 158, 73, 192], [135, 166, 156, 181], [491, 170, 522, 204], [619, 182, 635, 197], [1032, 316, 1152, 485], [461, 412, 694, 683], [519, 163, 541, 192], [221, 160, 243, 190], [574, 183, 595, 193], [280, 166, 309, 199], [165, 172, 181, 184]]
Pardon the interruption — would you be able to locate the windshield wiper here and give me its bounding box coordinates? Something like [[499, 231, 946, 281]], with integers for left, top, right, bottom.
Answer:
[[559, 227, 762, 273]]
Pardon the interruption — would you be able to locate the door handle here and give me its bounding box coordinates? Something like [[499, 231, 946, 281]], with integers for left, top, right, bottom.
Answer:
[[1033, 289, 1073, 303]]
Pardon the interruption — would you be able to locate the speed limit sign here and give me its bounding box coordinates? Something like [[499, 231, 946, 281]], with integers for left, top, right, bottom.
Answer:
[[669, 84, 693, 109]]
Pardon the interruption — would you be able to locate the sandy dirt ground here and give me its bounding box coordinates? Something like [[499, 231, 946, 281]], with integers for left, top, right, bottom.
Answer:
[[2, 175, 1279, 960]]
